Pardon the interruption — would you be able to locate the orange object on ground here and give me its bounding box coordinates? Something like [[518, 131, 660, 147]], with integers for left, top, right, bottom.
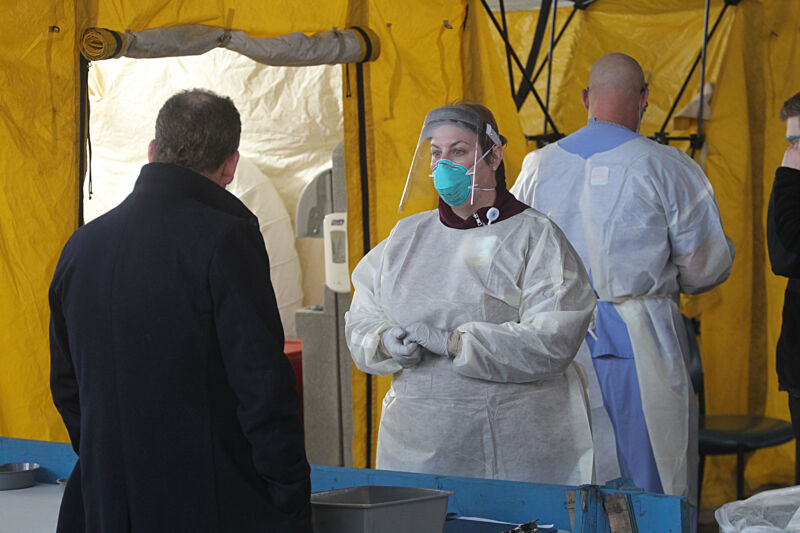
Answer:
[[284, 340, 303, 422]]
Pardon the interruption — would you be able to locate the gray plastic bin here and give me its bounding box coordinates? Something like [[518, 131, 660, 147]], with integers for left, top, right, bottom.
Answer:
[[311, 485, 454, 533]]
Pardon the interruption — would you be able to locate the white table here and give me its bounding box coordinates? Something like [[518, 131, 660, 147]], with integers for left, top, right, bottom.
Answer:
[[0, 483, 63, 533]]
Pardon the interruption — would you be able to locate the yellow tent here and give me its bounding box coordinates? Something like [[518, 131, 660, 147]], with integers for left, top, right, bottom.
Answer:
[[2, 0, 798, 509]]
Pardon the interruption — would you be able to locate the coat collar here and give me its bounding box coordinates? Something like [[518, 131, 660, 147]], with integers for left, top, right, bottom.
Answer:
[[133, 163, 255, 221]]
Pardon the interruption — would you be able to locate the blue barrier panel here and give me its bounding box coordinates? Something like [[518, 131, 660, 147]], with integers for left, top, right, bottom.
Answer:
[[0, 438, 687, 531], [312, 465, 572, 528], [0, 437, 77, 483], [311, 465, 688, 533]]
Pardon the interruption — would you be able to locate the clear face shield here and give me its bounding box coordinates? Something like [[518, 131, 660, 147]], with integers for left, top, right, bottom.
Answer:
[[398, 106, 502, 213]]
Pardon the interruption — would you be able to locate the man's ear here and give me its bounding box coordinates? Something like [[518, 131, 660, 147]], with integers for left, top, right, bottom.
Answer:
[[219, 151, 240, 187], [148, 140, 156, 163], [581, 88, 590, 112]]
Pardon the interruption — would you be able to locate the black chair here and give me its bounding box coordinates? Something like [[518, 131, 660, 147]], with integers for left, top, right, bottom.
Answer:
[[684, 315, 796, 504]]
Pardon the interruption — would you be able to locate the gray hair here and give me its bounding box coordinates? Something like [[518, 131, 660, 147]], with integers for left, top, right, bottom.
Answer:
[[152, 89, 241, 175]]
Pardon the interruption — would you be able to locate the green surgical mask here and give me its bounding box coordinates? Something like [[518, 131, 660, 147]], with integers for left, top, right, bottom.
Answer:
[[431, 149, 492, 206], [432, 159, 472, 206]]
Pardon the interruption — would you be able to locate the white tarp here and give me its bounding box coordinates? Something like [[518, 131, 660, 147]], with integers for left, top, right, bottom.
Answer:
[[85, 47, 345, 337]]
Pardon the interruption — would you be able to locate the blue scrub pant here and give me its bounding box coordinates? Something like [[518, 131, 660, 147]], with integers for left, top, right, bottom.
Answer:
[[593, 354, 663, 494]]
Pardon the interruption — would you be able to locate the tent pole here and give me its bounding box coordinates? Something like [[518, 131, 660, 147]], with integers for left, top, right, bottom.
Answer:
[[479, 0, 559, 134], [513, 0, 552, 109], [498, 0, 516, 102], [658, 2, 730, 137], [532, 6, 577, 85], [78, 56, 89, 227], [692, 0, 711, 159], [354, 61, 373, 469], [544, 0, 557, 136]]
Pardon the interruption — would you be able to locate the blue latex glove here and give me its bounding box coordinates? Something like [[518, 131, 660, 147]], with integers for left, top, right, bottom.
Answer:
[[381, 327, 423, 368], [404, 322, 452, 358]]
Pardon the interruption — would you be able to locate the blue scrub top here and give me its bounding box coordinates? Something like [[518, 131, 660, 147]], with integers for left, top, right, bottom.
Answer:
[[559, 118, 640, 159]]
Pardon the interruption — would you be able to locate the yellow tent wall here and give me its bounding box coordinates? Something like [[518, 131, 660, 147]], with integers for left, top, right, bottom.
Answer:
[[1, 2, 81, 442], [1, 0, 799, 511], [0, 0, 351, 442]]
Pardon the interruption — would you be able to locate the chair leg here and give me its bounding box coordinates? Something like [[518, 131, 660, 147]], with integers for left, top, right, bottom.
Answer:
[[796, 438, 800, 486], [736, 446, 745, 500], [697, 453, 705, 508]]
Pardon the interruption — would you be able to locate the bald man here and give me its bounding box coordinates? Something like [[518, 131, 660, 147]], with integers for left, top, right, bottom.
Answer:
[[511, 54, 735, 508]]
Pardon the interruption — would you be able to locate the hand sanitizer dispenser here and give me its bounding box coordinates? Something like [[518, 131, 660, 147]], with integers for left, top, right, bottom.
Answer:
[[323, 212, 349, 293]]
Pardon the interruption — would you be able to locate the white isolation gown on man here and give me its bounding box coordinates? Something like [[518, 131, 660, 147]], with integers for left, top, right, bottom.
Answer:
[[345, 207, 597, 485], [511, 121, 735, 505]]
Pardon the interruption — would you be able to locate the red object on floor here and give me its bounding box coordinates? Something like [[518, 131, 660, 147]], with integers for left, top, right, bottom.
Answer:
[[284, 340, 303, 422]]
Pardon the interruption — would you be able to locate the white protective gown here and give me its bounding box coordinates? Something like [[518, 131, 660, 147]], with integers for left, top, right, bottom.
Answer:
[[511, 127, 735, 504], [345, 208, 597, 485]]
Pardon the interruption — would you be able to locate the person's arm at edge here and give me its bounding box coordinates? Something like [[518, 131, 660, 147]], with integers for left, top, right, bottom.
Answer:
[[774, 143, 800, 251], [49, 253, 82, 454]]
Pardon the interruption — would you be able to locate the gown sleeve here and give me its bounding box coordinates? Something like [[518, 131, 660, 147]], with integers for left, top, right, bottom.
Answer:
[[345, 238, 404, 376], [510, 149, 541, 202], [659, 149, 735, 293], [452, 219, 597, 383]]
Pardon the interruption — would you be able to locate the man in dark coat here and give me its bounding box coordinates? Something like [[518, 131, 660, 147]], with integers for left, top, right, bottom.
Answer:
[[49, 89, 312, 532], [767, 90, 800, 481]]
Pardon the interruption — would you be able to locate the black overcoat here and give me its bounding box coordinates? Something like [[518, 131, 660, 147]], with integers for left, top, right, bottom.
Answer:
[[49, 162, 312, 532], [768, 165, 800, 393]]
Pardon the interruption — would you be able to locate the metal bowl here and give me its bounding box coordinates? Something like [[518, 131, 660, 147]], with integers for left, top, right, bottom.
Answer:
[[0, 462, 40, 490]]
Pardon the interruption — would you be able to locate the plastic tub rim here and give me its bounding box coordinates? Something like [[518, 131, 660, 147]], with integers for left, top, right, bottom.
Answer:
[[311, 485, 455, 510], [0, 462, 40, 490]]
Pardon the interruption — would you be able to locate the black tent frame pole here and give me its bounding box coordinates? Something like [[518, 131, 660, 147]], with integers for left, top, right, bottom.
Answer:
[[498, 0, 516, 102], [354, 61, 373, 469], [657, 2, 730, 136], [78, 56, 89, 227], [691, 0, 711, 159], [543, 0, 557, 136], [532, 6, 577, 86], [514, 0, 552, 110], [479, 0, 560, 134]]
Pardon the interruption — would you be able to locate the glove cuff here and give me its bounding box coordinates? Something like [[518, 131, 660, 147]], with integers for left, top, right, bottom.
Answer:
[[378, 328, 391, 357], [446, 331, 462, 358]]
